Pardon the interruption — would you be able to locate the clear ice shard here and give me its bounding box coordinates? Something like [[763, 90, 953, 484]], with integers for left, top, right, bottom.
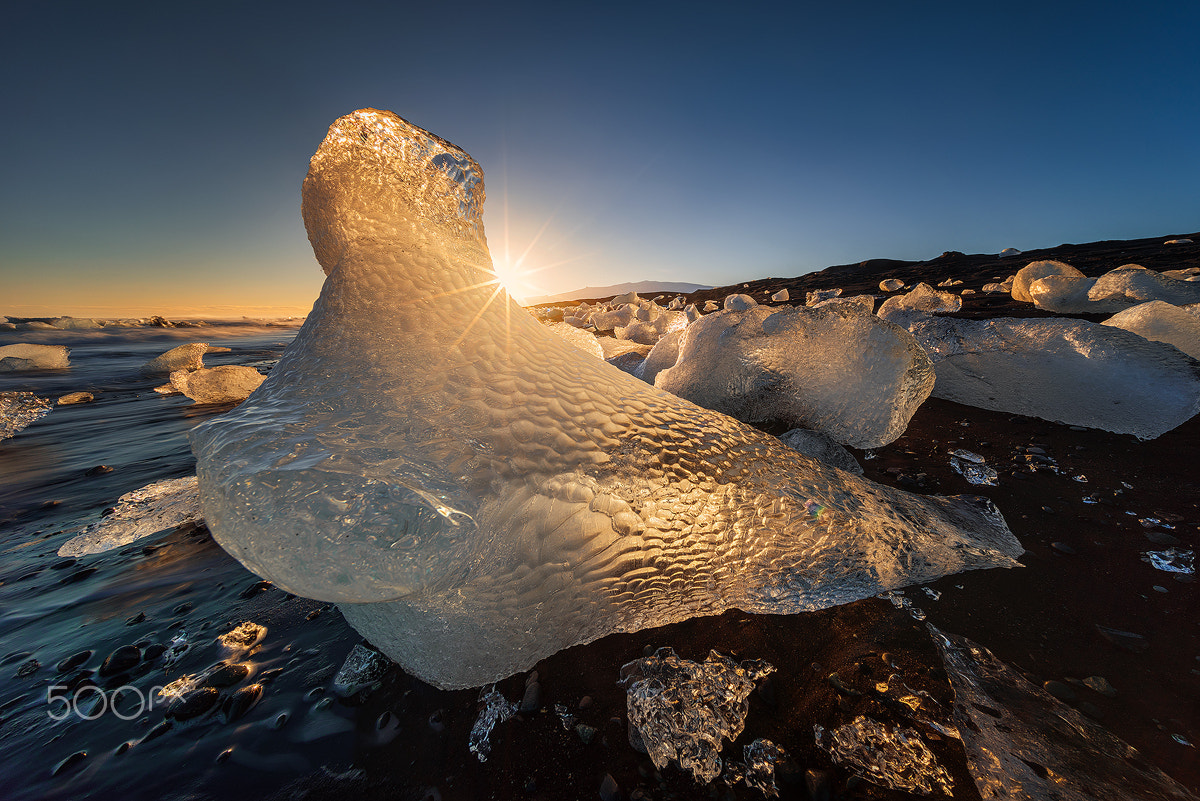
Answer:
[[620, 647, 773, 784], [904, 315, 1200, 440], [656, 303, 935, 448], [949, 450, 998, 486], [169, 365, 265, 404], [929, 625, 1197, 801], [0, 343, 70, 371], [468, 686, 517, 762], [814, 716, 953, 796], [0, 391, 52, 441], [57, 476, 202, 557], [189, 109, 1023, 689]]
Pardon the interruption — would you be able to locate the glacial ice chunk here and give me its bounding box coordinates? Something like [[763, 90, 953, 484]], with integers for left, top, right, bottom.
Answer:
[[949, 450, 998, 486], [57, 476, 202, 557], [1141, 548, 1194, 574], [723, 293, 757, 311], [876, 283, 961, 326], [814, 716, 953, 796], [190, 109, 1023, 690], [1089, 265, 1200, 307], [905, 315, 1200, 439], [929, 625, 1196, 801], [333, 644, 393, 696], [1103, 301, 1200, 360], [999, 247, 1022, 257], [805, 288, 841, 306], [1011, 260, 1084, 303], [620, 647, 773, 784], [0, 343, 70, 371], [879, 278, 905, 292], [703, 300, 719, 312], [0, 392, 52, 441], [469, 686, 517, 762], [170, 366, 265, 404], [634, 328, 683, 385], [1027, 274, 1131, 314], [770, 288, 789, 302], [656, 303, 935, 448], [543, 321, 604, 359], [141, 342, 214, 375]]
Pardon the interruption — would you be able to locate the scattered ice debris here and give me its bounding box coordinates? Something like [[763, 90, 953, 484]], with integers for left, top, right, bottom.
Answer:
[[878, 589, 926, 621], [1103, 301, 1200, 360], [936, 278, 963, 287], [218, 622, 267, 655], [333, 644, 392, 696], [778, 428, 864, 474], [930, 624, 1196, 800], [542, 321, 604, 359], [162, 633, 190, 667], [468, 685, 517, 762], [0, 343, 70, 371], [814, 716, 952, 796], [57, 476, 202, 557], [903, 315, 1200, 440], [876, 282, 961, 325], [770, 288, 789, 302], [1141, 549, 1194, 575], [921, 587, 941, 600], [191, 109, 1023, 690], [0, 391, 52, 441], [723, 739, 788, 798], [879, 278, 905, 292], [805, 288, 842, 306], [949, 450, 998, 486], [620, 647, 774, 784], [170, 365, 265, 404], [723, 293, 757, 311], [657, 303, 934, 448]]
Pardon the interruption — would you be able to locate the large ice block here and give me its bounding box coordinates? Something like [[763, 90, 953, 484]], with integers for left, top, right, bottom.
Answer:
[[1102, 301, 1200, 360], [906, 315, 1200, 439], [656, 303, 934, 448], [190, 109, 1022, 689]]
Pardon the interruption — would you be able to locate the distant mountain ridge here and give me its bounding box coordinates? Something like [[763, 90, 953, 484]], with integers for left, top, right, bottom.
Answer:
[[524, 281, 712, 306]]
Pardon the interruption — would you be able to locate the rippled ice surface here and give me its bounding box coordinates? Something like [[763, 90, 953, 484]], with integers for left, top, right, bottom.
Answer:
[[0, 323, 377, 801]]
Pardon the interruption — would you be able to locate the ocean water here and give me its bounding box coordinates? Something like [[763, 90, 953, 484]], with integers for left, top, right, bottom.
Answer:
[[0, 323, 371, 801]]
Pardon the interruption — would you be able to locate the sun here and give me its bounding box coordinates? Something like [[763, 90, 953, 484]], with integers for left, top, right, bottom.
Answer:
[[488, 255, 534, 304]]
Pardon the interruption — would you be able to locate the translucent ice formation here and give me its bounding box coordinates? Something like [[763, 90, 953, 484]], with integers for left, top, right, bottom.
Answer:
[[876, 283, 961, 326], [469, 686, 517, 762], [141, 343, 212, 375], [0, 343, 70, 371], [333, 644, 392, 696], [620, 648, 773, 783], [778, 428, 863, 475], [0, 391, 52, 440], [949, 450, 998, 486], [906, 315, 1200, 439], [723, 293, 757, 311], [543, 321, 604, 359], [1090, 264, 1200, 307], [879, 278, 905, 292], [805, 288, 842, 306], [929, 625, 1196, 801], [656, 303, 935, 448], [57, 476, 202, 557], [1103, 301, 1200, 360], [190, 109, 1022, 689], [1011, 260, 1084, 303], [170, 366, 265, 404], [770, 288, 789, 302], [814, 716, 953, 796]]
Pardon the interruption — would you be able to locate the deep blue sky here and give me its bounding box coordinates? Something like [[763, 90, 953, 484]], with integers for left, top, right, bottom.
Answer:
[[2, 0, 1197, 314]]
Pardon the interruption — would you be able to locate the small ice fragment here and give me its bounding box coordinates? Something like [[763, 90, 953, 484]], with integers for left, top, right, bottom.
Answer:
[[814, 716, 953, 796], [1072, 474, 1088, 483], [730, 739, 788, 798], [56, 391, 94, 406], [1121, 481, 1133, 489], [141, 343, 211, 375], [922, 587, 941, 600], [57, 476, 202, 557], [554, 702, 575, 731], [806, 288, 842, 306], [879, 278, 905, 292], [703, 300, 719, 312], [879, 590, 927, 621], [770, 288, 789, 302], [162, 633, 190, 667], [950, 450, 998, 486], [0, 392, 52, 441], [620, 647, 773, 784], [1141, 549, 1194, 575], [1172, 734, 1194, 747], [218, 622, 267, 654], [170, 365, 265, 404], [333, 644, 392, 696], [1082, 495, 1099, 504], [469, 686, 517, 762]]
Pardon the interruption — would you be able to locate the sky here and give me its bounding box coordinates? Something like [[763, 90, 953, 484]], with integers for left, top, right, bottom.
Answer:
[[2, 0, 1198, 316]]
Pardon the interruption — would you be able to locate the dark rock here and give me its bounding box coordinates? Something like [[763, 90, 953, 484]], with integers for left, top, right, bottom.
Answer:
[[142, 719, 172, 743], [804, 769, 833, 801], [519, 681, 541, 713], [1043, 680, 1076, 702], [56, 650, 92, 673], [428, 708, 446, 733], [578, 695, 594, 710], [169, 687, 219, 720], [1051, 542, 1076, 554], [575, 723, 597, 744], [222, 684, 263, 722], [172, 602, 193, 614], [85, 465, 113, 476], [599, 773, 620, 801], [1095, 625, 1149, 653], [239, 580, 272, 599], [142, 644, 166, 661], [99, 645, 141, 677], [215, 747, 234, 764], [202, 663, 250, 688], [51, 751, 87, 777], [14, 658, 39, 678], [125, 612, 146, 625], [1144, 531, 1182, 546]]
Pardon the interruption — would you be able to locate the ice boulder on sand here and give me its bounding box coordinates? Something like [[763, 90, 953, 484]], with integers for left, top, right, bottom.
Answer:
[[654, 302, 935, 448], [723, 293, 757, 311], [876, 283, 962, 326], [1088, 264, 1200, 307], [170, 366, 265, 404], [1011, 260, 1084, 304], [879, 278, 905, 292], [770, 288, 789, 302], [1102, 301, 1200, 360], [189, 109, 1021, 689], [0, 343, 70, 371], [905, 315, 1200, 439]]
